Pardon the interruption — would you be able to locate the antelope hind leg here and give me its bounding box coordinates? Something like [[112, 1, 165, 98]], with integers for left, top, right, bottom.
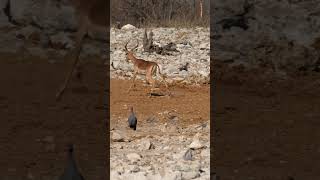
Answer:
[[162, 76, 168, 88]]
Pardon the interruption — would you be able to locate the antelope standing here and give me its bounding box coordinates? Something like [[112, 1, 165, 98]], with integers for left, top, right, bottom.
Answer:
[[56, 0, 108, 101], [124, 40, 168, 93]]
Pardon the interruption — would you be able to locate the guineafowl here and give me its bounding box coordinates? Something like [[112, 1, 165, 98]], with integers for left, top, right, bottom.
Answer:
[[128, 106, 137, 131], [59, 144, 85, 180]]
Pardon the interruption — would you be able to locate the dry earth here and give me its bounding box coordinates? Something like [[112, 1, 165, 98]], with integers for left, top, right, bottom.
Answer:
[[0, 55, 107, 180], [110, 79, 210, 180], [110, 26, 211, 180], [214, 63, 320, 180]]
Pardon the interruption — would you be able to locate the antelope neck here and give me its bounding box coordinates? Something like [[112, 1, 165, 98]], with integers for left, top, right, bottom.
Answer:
[[128, 53, 138, 62]]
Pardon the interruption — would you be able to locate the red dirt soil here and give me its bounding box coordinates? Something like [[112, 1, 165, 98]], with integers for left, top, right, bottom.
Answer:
[[110, 79, 210, 127]]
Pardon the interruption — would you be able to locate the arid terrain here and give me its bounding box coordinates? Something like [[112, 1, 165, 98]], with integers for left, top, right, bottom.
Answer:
[[1, 53, 320, 180], [110, 79, 210, 180], [214, 63, 320, 180], [0, 56, 107, 180], [110, 25, 211, 179]]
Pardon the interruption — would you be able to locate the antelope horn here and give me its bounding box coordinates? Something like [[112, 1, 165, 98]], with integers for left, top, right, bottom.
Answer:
[[125, 40, 131, 52], [132, 39, 139, 51]]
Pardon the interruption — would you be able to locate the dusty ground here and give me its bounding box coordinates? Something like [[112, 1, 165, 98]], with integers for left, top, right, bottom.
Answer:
[[0, 54, 210, 179], [3, 52, 320, 179], [214, 63, 320, 180], [110, 79, 210, 127], [110, 79, 210, 179], [0, 55, 107, 180]]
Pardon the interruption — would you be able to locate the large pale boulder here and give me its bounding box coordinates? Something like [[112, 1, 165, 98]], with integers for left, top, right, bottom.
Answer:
[[213, 0, 320, 71], [10, 0, 77, 30]]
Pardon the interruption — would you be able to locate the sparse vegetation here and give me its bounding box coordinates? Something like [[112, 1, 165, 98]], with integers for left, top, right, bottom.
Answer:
[[111, 0, 210, 28]]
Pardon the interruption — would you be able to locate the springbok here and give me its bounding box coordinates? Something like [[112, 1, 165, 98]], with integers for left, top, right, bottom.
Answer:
[[56, 0, 108, 101], [124, 40, 168, 93]]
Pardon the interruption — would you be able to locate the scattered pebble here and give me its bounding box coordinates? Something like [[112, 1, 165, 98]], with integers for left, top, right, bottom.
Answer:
[[112, 131, 125, 142]]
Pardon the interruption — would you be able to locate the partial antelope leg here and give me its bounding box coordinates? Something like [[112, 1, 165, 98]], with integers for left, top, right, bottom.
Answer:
[[160, 75, 168, 89], [56, 18, 87, 101], [150, 78, 156, 90], [127, 72, 137, 92]]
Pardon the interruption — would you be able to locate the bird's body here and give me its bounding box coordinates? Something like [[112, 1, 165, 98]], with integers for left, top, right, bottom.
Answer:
[[59, 144, 85, 180], [128, 107, 137, 131]]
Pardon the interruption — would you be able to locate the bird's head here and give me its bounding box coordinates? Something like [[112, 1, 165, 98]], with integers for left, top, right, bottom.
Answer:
[[129, 106, 134, 112]]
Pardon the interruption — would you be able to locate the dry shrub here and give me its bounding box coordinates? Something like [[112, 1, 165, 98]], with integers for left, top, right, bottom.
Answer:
[[111, 0, 210, 28]]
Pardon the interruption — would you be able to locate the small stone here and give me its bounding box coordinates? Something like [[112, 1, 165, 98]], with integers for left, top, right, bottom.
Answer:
[[113, 165, 124, 174], [127, 153, 141, 162], [183, 149, 193, 161], [110, 171, 120, 179], [129, 165, 140, 173], [179, 136, 186, 142], [182, 171, 200, 179], [200, 148, 210, 158], [140, 139, 154, 150], [113, 144, 123, 149], [49, 32, 74, 50], [121, 24, 136, 30], [111, 131, 124, 142], [189, 138, 205, 149]]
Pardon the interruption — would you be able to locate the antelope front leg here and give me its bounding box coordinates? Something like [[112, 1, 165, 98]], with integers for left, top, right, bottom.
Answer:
[[127, 72, 137, 92], [56, 17, 87, 101]]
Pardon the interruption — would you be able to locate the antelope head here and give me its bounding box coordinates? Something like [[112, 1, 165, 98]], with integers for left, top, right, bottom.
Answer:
[[124, 39, 139, 62]]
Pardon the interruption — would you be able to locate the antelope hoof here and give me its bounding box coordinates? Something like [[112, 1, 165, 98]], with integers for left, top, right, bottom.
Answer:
[[127, 87, 133, 92]]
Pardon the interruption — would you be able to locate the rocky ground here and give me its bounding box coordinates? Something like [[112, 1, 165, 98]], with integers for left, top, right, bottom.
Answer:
[[110, 26, 210, 84], [110, 120, 210, 180], [0, 25, 107, 63], [213, 0, 320, 72], [110, 79, 210, 180], [110, 26, 210, 180]]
